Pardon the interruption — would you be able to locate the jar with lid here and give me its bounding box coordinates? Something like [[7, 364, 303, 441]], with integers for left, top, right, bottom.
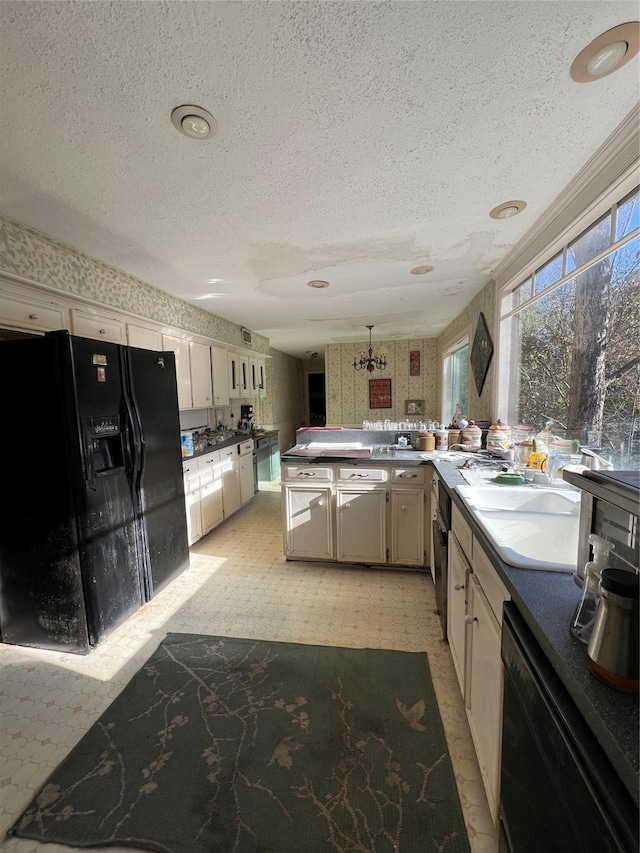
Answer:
[[460, 421, 482, 451], [435, 428, 449, 450], [486, 419, 511, 454]]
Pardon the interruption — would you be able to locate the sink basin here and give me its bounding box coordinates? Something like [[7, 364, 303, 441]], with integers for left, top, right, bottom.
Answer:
[[456, 485, 580, 572], [456, 485, 581, 514], [474, 509, 579, 572]]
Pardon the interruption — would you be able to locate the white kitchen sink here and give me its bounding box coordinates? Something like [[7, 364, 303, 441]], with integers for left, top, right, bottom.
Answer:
[[474, 509, 579, 572], [456, 485, 581, 514], [456, 484, 580, 572]]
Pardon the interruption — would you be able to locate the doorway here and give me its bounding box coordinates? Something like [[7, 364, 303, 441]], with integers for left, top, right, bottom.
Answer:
[[307, 372, 326, 427]]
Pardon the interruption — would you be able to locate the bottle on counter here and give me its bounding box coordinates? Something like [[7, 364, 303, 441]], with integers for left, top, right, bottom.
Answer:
[[570, 535, 614, 644]]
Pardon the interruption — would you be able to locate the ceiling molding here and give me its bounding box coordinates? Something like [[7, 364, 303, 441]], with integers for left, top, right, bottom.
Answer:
[[493, 104, 640, 289]]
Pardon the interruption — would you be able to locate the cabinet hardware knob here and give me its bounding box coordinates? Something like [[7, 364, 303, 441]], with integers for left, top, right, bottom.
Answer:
[[99, 329, 106, 334], [318, 500, 324, 506], [464, 615, 477, 624], [454, 583, 464, 590], [401, 504, 407, 510], [28, 313, 38, 319]]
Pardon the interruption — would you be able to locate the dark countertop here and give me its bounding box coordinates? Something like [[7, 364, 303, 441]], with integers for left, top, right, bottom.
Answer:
[[434, 459, 639, 807], [182, 430, 279, 463], [282, 430, 639, 805]]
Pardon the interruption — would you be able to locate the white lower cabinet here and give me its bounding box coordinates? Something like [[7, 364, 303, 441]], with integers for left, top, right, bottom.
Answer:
[[198, 451, 224, 535], [448, 502, 510, 828], [336, 488, 387, 563], [389, 487, 425, 566], [466, 572, 504, 825], [284, 486, 334, 560], [221, 446, 241, 518], [447, 530, 470, 694], [183, 460, 203, 546], [282, 463, 428, 570]]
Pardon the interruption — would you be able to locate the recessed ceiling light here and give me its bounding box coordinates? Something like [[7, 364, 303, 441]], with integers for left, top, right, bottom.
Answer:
[[570, 22, 639, 83], [410, 265, 434, 275], [489, 200, 527, 220], [171, 105, 217, 140], [307, 280, 330, 288]]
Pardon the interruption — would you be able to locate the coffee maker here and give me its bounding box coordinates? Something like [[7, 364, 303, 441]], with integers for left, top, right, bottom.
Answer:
[[240, 404, 255, 432]]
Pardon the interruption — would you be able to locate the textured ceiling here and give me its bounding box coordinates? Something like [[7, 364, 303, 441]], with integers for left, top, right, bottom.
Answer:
[[0, 1, 638, 357]]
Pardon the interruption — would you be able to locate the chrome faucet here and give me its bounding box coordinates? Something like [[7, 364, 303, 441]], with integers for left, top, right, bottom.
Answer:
[[579, 446, 614, 471]]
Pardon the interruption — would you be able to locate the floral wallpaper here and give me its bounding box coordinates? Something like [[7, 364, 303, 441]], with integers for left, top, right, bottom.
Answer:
[[0, 216, 270, 354], [325, 338, 438, 426], [436, 281, 496, 424], [0, 216, 308, 437]]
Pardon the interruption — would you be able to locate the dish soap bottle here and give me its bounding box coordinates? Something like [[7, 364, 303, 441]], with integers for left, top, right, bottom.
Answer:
[[570, 534, 614, 644]]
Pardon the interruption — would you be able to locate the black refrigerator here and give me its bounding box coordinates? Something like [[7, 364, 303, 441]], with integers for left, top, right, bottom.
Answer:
[[0, 330, 190, 654]]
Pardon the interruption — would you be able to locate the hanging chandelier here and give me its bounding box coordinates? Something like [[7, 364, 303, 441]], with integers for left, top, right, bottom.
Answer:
[[353, 325, 387, 373]]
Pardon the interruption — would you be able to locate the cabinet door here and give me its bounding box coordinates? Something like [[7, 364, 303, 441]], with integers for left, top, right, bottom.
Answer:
[[228, 352, 240, 399], [127, 322, 163, 350], [190, 341, 213, 409], [239, 454, 254, 505], [466, 572, 503, 825], [336, 488, 386, 563], [183, 464, 202, 545], [199, 457, 224, 534], [221, 448, 241, 517], [71, 307, 125, 343], [284, 486, 334, 560], [389, 488, 425, 566], [162, 333, 192, 410], [211, 346, 230, 407], [257, 359, 266, 399], [238, 355, 249, 396], [0, 292, 66, 333], [448, 531, 470, 696], [249, 357, 258, 396]]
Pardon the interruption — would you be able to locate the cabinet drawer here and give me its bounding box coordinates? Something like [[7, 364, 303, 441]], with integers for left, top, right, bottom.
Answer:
[[452, 503, 473, 561], [71, 308, 125, 343], [0, 294, 66, 332], [473, 537, 510, 625], [391, 467, 426, 484], [238, 440, 253, 456], [283, 465, 333, 482], [197, 450, 221, 470], [337, 467, 387, 483]]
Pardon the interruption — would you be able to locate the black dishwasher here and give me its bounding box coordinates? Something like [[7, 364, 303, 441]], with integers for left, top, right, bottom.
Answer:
[[500, 602, 638, 853]]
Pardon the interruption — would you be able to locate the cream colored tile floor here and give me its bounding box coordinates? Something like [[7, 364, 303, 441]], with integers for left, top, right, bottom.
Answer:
[[0, 485, 498, 853]]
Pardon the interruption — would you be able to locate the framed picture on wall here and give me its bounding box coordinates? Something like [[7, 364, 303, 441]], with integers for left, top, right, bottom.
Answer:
[[369, 378, 392, 409], [409, 350, 421, 376], [405, 399, 425, 416], [470, 312, 494, 397]]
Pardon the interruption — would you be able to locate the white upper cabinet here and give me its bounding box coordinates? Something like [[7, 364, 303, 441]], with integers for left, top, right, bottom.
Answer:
[[228, 351, 240, 399], [211, 346, 230, 407], [0, 291, 67, 334], [126, 322, 163, 350], [71, 307, 125, 344], [189, 341, 213, 409], [162, 333, 191, 410], [238, 354, 250, 396]]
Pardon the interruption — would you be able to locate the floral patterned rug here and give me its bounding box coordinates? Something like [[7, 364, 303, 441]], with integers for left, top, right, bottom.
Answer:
[[9, 634, 470, 853]]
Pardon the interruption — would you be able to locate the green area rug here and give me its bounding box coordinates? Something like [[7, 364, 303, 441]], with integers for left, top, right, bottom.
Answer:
[[9, 634, 470, 853]]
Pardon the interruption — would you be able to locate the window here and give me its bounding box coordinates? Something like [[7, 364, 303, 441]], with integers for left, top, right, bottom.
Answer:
[[499, 187, 640, 467], [442, 336, 469, 425]]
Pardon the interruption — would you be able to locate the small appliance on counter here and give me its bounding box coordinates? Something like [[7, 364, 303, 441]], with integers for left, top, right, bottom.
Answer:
[[587, 568, 639, 693], [239, 404, 256, 433]]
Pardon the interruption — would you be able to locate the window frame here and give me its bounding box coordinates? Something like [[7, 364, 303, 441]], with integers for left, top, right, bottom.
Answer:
[[441, 332, 470, 425], [496, 184, 640, 425]]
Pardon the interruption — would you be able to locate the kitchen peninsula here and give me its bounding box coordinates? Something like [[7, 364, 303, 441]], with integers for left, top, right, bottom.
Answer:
[[281, 427, 639, 848]]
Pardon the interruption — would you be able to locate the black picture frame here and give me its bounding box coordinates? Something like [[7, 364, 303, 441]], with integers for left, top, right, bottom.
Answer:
[[470, 312, 494, 397]]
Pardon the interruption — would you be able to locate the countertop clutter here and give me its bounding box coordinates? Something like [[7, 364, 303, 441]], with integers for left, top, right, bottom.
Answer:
[[182, 430, 279, 461], [282, 428, 639, 810]]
